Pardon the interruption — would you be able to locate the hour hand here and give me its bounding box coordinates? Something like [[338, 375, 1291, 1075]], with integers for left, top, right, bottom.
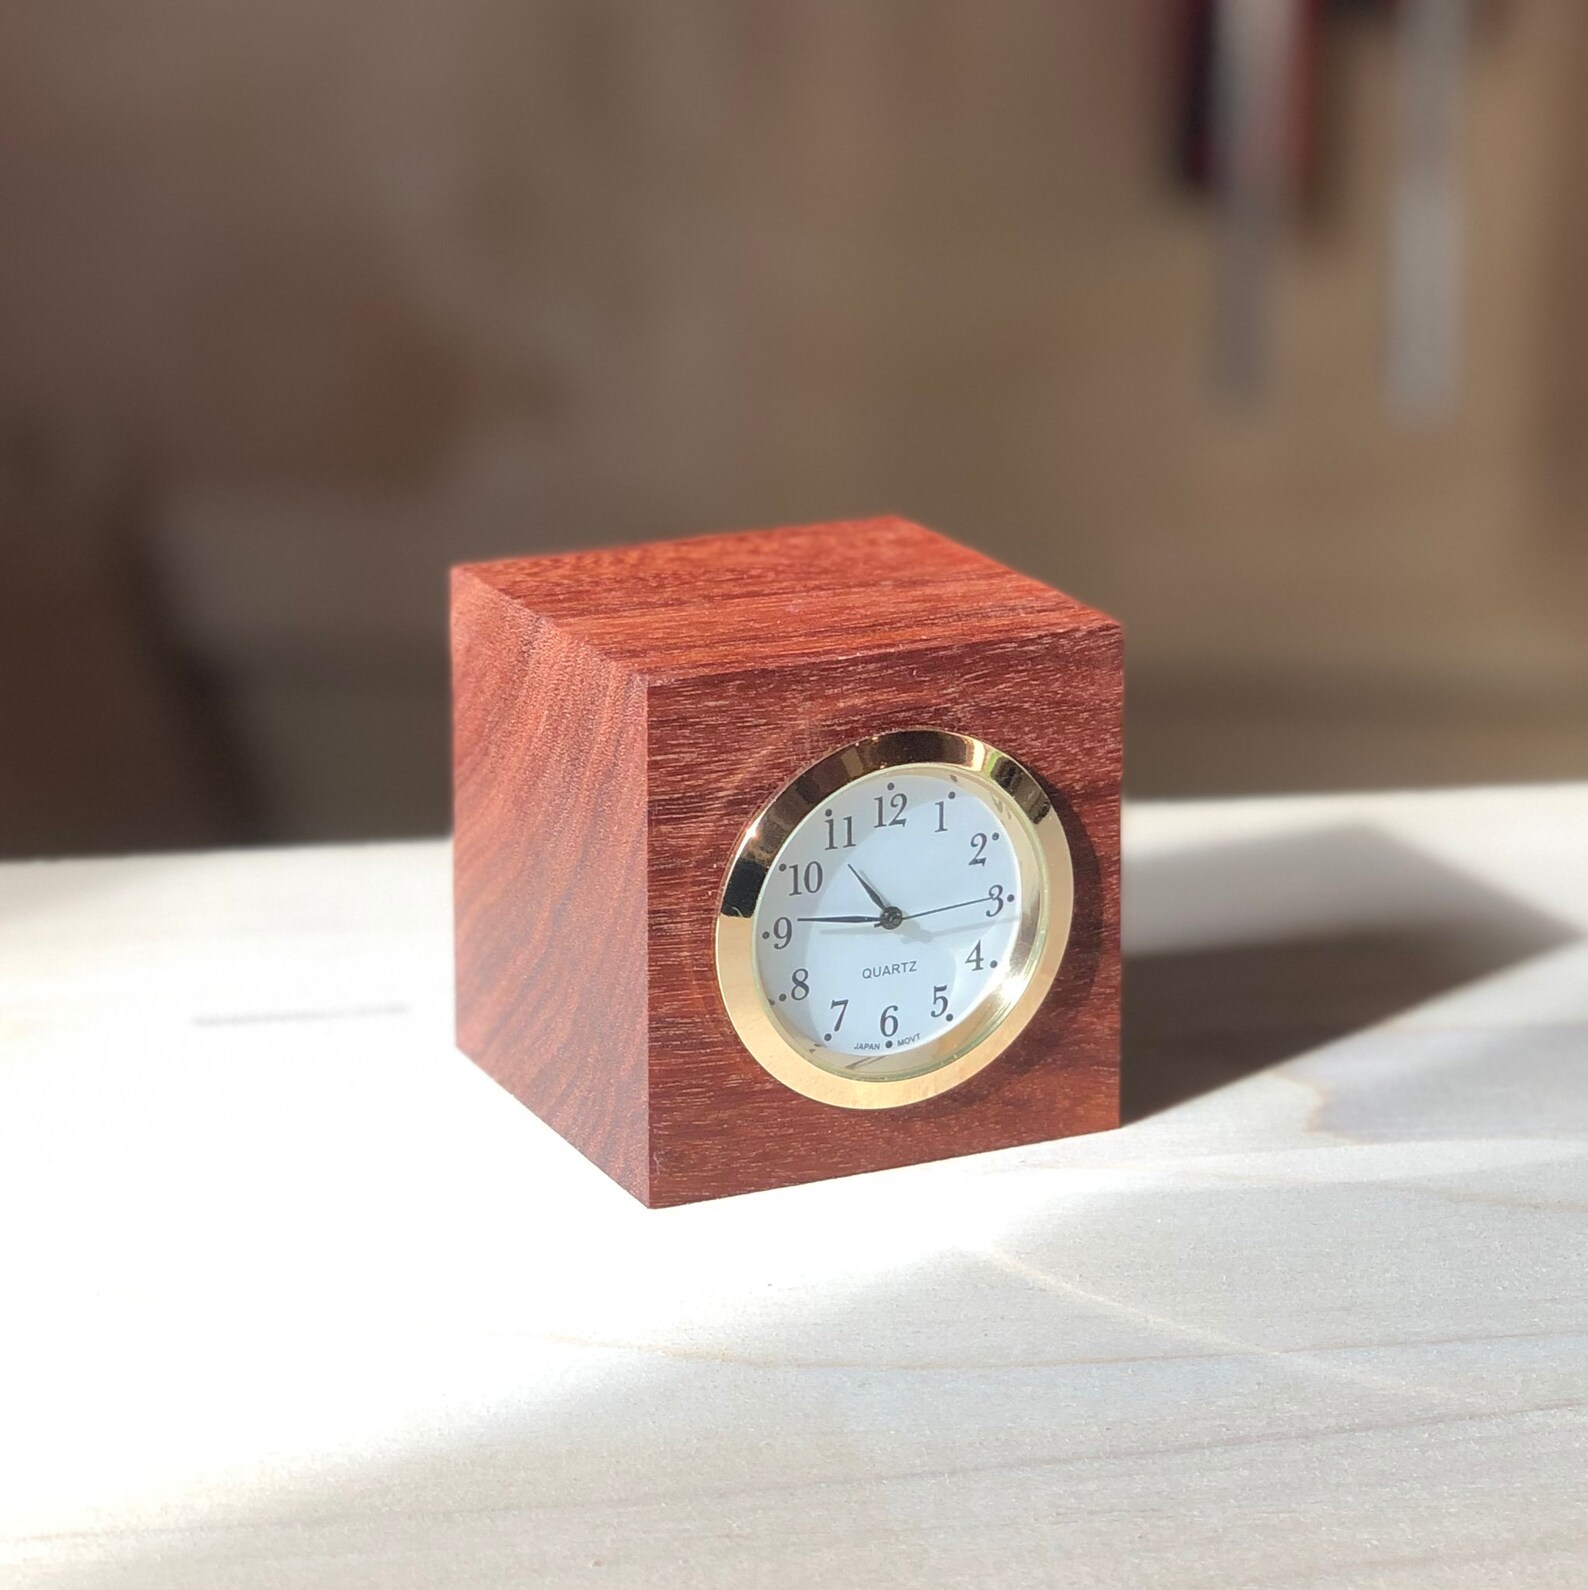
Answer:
[[796, 913, 880, 924], [847, 865, 895, 914]]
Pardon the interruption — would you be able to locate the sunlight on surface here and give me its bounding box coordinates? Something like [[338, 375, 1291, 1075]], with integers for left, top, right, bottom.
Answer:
[[2, 789, 1585, 1585]]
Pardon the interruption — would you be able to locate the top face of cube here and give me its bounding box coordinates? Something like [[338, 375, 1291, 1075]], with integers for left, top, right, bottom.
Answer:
[[457, 517, 1116, 683]]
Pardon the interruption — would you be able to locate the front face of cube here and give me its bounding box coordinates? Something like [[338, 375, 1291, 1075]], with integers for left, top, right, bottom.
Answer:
[[642, 630, 1121, 1206]]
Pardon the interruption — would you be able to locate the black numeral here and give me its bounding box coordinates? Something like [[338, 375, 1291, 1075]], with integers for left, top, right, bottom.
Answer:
[[771, 916, 793, 949], [873, 792, 908, 829], [931, 984, 949, 1019], [787, 861, 824, 897], [824, 814, 855, 851], [965, 940, 985, 971], [880, 1004, 899, 1038], [934, 800, 948, 833], [985, 885, 1009, 917], [969, 832, 989, 867], [829, 997, 848, 1032], [791, 968, 810, 1000]]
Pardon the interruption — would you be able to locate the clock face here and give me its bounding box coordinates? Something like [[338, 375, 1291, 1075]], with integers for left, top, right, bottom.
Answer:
[[752, 766, 1027, 1077], [716, 730, 1074, 1108]]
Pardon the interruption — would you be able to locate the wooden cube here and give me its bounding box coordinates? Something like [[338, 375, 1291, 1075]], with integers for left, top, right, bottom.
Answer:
[[452, 517, 1122, 1205]]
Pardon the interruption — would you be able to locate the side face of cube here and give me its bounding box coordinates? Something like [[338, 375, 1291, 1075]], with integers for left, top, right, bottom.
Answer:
[[451, 568, 653, 1201]]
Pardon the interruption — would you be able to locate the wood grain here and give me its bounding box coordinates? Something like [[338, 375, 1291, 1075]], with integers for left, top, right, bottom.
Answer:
[[453, 517, 1122, 1204], [451, 568, 651, 1197]]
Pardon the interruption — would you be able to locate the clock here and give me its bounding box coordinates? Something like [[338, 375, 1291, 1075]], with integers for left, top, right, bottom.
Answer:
[[452, 517, 1122, 1206], [715, 729, 1074, 1108]]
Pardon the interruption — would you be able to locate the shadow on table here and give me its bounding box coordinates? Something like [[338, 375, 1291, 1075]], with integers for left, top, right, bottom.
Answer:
[[29, 819, 1588, 1590], [1122, 821, 1579, 1122]]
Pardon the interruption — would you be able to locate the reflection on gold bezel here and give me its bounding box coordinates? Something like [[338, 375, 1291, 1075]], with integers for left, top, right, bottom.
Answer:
[[714, 728, 1074, 1110]]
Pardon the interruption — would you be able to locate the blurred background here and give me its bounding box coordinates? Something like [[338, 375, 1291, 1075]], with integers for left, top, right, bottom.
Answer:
[[3, 0, 1586, 859]]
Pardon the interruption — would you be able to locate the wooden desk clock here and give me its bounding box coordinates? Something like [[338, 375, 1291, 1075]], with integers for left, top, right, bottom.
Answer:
[[452, 518, 1122, 1205]]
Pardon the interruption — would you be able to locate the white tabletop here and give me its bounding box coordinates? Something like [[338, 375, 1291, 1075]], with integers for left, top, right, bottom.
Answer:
[[3, 785, 1586, 1589]]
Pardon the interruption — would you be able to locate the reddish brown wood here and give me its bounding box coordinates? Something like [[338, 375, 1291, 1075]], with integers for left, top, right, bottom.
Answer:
[[453, 517, 1122, 1206], [451, 570, 650, 1197]]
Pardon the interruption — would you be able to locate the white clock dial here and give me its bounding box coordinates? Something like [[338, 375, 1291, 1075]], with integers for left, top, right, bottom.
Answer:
[[717, 730, 1073, 1109], [750, 764, 1038, 1081]]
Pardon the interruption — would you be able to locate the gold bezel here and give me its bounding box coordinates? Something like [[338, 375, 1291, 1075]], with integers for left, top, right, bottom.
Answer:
[[714, 728, 1074, 1109]]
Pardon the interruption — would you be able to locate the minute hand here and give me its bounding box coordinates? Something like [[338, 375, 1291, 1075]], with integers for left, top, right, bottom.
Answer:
[[899, 895, 1004, 922]]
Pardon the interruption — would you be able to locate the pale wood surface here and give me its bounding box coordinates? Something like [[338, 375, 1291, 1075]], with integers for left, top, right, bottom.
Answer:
[[2, 784, 1586, 1588]]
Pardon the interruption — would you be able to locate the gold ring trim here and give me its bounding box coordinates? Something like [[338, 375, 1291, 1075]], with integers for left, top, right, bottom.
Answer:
[[713, 728, 1074, 1109]]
